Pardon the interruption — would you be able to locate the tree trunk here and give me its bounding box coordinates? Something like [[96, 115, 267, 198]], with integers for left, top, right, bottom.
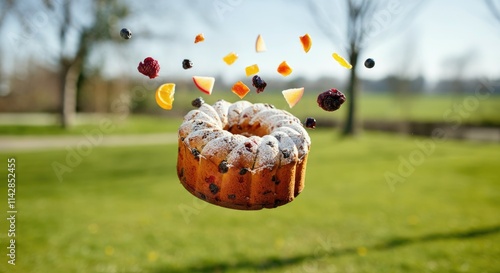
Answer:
[[342, 50, 360, 136], [59, 60, 80, 128]]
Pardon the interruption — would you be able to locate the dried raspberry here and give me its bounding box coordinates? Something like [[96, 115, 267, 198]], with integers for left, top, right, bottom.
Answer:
[[137, 57, 160, 79], [252, 75, 267, 93], [317, 89, 346, 111]]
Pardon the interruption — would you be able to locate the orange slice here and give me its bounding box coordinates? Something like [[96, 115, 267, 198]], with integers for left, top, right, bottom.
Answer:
[[282, 87, 304, 108], [332, 53, 352, 69], [193, 76, 215, 95], [300, 33, 312, 53], [231, 81, 251, 99], [194, 33, 205, 43], [223, 52, 238, 65], [155, 83, 175, 110], [245, 64, 260, 77], [277, 61, 293, 76], [255, 34, 267, 52]]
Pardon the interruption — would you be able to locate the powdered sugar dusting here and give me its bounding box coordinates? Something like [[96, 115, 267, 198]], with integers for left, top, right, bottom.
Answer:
[[254, 135, 280, 170]]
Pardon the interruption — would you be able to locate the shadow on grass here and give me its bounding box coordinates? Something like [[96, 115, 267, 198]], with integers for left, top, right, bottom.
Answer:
[[153, 224, 500, 273]]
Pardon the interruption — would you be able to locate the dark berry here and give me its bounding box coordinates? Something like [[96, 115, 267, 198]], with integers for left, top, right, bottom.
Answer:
[[182, 59, 193, 69], [191, 97, 204, 108], [317, 89, 346, 112], [239, 168, 248, 175], [191, 148, 200, 158], [252, 75, 267, 93], [209, 183, 219, 194], [305, 117, 316, 129], [120, 28, 132, 39], [364, 58, 375, 69], [218, 160, 229, 173], [137, 57, 160, 79]]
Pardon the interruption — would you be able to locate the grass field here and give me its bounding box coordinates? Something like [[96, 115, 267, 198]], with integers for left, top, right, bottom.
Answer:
[[1, 128, 499, 273]]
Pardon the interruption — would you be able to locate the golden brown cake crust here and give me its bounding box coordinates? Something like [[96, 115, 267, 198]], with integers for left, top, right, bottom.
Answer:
[[177, 100, 311, 210]]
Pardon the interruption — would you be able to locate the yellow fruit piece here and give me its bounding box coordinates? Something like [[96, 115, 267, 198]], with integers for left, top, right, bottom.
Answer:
[[332, 53, 352, 69], [255, 34, 267, 52], [223, 52, 238, 65], [245, 64, 260, 77], [277, 61, 293, 76], [300, 33, 312, 53], [231, 81, 250, 99], [193, 76, 215, 95], [282, 87, 304, 108], [155, 83, 175, 110], [194, 33, 205, 43]]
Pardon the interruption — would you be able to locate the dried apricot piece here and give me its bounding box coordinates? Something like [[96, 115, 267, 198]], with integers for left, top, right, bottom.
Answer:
[[231, 81, 251, 99], [277, 61, 293, 76], [194, 33, 205, 43], [223, 52, 238, 65], [299, 33, 312, 53], [245, 64, 260, 77], [282, 87, 304, 108]]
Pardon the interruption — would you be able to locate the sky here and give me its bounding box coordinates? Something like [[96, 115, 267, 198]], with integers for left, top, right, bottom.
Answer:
[[1, 0, 499, 88]]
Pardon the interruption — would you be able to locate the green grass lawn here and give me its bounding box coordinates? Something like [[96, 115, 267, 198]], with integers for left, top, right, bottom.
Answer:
[[1, 130, 499, 273]]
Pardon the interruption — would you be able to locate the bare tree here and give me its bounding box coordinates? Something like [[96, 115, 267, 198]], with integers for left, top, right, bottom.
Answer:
[[43, 0, 129, 128], [309, 0, 424, 136]]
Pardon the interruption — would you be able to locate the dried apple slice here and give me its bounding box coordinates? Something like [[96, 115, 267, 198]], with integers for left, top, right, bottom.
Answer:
[[155, 83, 175, 110], [255, 34, 267, 52], [300, 33, 312, 53], [332, 53, 352, 69], [193, 76, 215, 95], [245, 64, 260, 77], [282, 87, 304, 108], [231, 81, 250, 99], [277, 61, 293, 76]]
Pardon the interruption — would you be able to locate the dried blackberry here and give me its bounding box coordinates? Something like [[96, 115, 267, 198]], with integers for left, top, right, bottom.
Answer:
[[120, 28, 132, 39], [218, 160, 229, 173], [209, 183, 219, 194], [252, 75, 267, 93], [182, 59, 193, 69], [317, 89, 346, 112], [364, 58, 375, 69], [191, 97, 204, 108], [305, 117, 316, 129]]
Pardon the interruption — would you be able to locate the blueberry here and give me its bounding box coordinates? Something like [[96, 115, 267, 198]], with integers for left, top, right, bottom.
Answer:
[[305, 117, 316, 129], [120, 28, 132, 39], [252, 75, 267, 93], [191, 97, 204, 108], [364, 58, 375, 69], [317, 89, 346, 112], [182, 59, 193, 69]]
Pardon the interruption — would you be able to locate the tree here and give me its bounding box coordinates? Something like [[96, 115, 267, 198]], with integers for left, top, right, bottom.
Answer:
[[309, 0, 424, 136], [43, 0, 129, 128]]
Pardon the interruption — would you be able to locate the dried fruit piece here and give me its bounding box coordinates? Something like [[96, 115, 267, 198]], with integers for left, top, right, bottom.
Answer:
[[223, 52, 238, 65], [182, 59, 193, 69], [191, 97, 204, 108], [193, 76, 215, 95], [120, 28, 132, 39], [299, 33, 312, 53], [332, 53, 352, 69], [231, 81, 251, 99], [245, 64, 260, 77], [155, 83, 175, 110], [317, 89, 346, 111], [305, 117, 316, 129], [255, 34, 267, 52], [364, 58, 375, 68], [138, 57, 160, 79], [252, 75, 267, 93], [282, 87, 304, 108], [277, 61, 293, 76], [194, 33, 205, 43]]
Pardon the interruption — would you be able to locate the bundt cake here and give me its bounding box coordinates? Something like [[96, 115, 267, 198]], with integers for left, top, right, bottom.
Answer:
[[177, 100, 311, 210]]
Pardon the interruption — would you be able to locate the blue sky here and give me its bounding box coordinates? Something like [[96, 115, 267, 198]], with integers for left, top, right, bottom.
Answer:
[[1, 0, 499, 86]]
